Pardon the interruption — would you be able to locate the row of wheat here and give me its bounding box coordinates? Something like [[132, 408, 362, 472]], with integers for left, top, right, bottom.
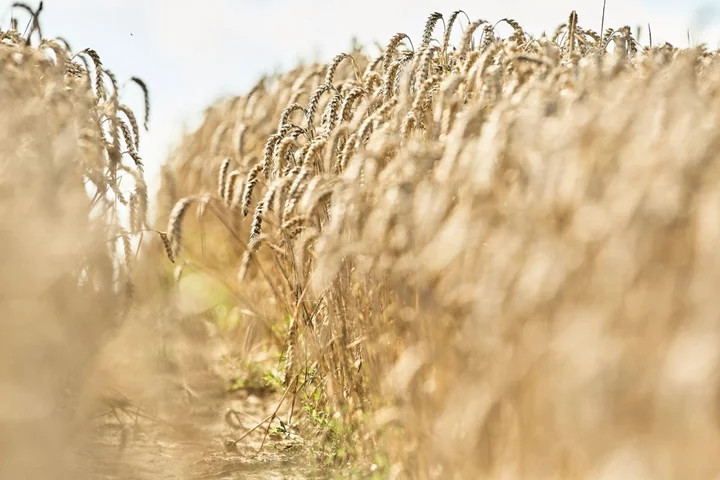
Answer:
[[0, 4, 150, 478], [159, 10, 720, 479]]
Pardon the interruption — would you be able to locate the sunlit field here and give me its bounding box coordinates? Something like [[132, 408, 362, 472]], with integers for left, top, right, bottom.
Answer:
[[3, 4, 720, 479]]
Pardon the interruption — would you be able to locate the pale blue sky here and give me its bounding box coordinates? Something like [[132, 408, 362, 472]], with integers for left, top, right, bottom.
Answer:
[[2, 1, 718, 197]]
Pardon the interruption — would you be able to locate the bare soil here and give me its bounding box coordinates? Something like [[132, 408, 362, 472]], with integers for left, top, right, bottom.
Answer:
[[71, 309, 321, 480], [76, 377, 314, 480]]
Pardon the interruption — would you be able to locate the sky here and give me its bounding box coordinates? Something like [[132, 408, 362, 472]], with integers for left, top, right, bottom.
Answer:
[[2, 0, 719, 196]]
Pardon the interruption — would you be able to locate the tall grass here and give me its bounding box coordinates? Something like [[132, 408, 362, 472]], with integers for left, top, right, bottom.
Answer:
[[158, 10, 720, 478], [4, 3, 720, 478], [0, 7, 149, 478]]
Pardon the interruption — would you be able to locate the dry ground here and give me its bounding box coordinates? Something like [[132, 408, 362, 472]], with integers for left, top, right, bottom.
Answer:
[[0, 300, 317, 480], [74, 308, 315, 480]]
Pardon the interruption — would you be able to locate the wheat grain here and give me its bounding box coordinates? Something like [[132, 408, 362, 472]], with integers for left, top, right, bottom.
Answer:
[[157, 231, 175, 263], [224, 170, 242, 206], [320, 94, 342, 133], [128, 193, 138, 233], [237, 234, 269, 282], [421, 12, 444, 51], [117, 118, 135, 154], [324, 53, 349, 85], [118, 104, 140, 150], [241, 163, 263, 217], [384, 33, 414, 72], [79, 48, 106, 100], [457, 20, 487, 62], [279, 103, 307, 128], [167, 196, 195, 258], [306, 83, 335, 131], [217, 157, 232, 197], [130, 76, 150, 130]]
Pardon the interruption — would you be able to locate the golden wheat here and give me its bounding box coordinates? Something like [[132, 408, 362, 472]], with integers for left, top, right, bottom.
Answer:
[[154, 10, 720, 479], [0, 8, 150, 478]]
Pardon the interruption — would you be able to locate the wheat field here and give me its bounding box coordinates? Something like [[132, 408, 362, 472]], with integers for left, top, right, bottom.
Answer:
[[0, 5, 152, 478], [3, 4, 720, 479]]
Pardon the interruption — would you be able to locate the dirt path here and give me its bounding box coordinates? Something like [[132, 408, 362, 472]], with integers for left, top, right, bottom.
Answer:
[[77, 386, 313, 479], [68, 310, 320, 480]]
